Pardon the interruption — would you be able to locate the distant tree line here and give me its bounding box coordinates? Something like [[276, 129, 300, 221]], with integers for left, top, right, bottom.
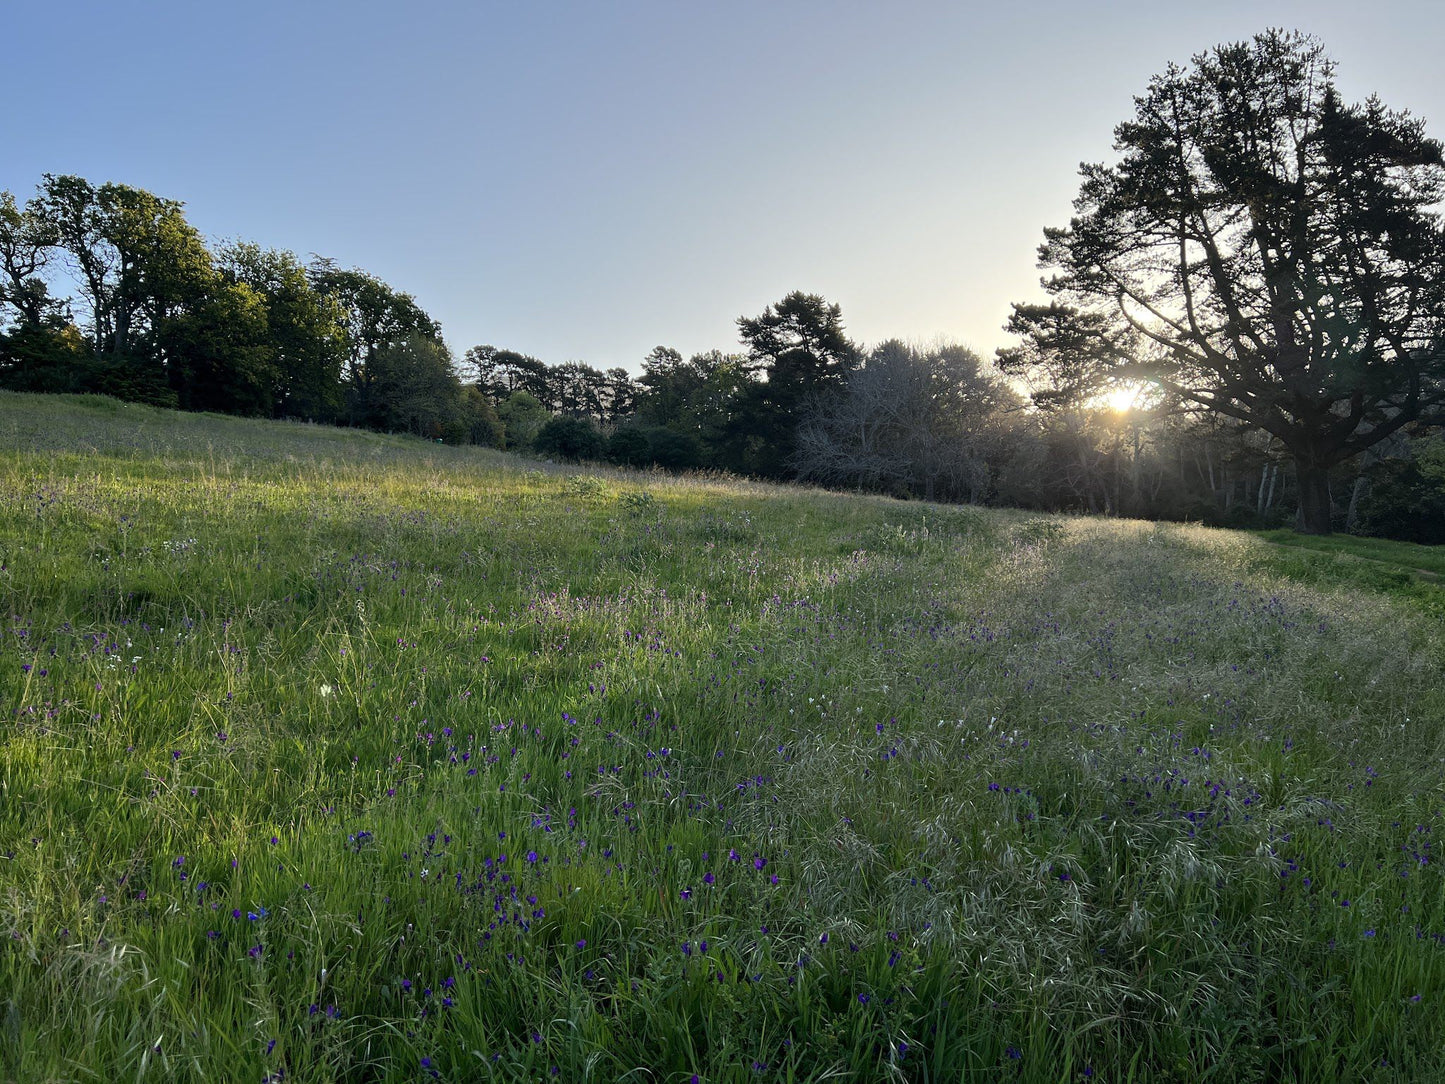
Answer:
[[6, 36, 1445, 556]]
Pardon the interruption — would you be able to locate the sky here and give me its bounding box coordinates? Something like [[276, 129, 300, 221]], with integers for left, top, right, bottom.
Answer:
[[6, 0, 1444, 373]]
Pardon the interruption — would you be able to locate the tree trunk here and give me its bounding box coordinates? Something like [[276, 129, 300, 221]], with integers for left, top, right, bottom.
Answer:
[[1346, 474, 1369, 533], [1294, 462, 1333, 535]]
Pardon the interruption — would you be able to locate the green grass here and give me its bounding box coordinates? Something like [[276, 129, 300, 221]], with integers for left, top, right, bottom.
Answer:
[[2, 392, 1444, 1083], [1257, 529, 1445, 580]]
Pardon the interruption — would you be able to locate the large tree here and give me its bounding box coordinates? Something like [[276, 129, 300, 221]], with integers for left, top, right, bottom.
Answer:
[[0, 190, 61, 330], [217, 243, 346, 421], [308, 260, 442, 425], [999, 31, 1445, 533], [733, 291, 857, 475], [35, 175, 214, 364]]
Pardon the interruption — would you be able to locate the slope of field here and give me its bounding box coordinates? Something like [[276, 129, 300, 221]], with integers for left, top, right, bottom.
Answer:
[[2, 393, 1443, 1083]]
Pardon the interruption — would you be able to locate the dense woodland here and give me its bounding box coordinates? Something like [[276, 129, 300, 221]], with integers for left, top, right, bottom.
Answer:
[[2, 158, 1442, 541]]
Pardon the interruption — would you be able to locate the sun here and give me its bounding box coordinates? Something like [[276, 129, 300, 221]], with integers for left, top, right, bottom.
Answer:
[[1104, 382, 1144, 412]]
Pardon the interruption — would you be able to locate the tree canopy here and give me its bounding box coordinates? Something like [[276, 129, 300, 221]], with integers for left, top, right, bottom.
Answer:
[[999, 30, 1445, 533]]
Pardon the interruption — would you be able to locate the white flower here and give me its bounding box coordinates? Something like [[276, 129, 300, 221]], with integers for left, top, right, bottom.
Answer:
[[319, 684, 334, 698]]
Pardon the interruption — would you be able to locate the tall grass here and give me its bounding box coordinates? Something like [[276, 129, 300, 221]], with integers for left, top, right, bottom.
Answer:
[[1, 393, 1442, 1082]]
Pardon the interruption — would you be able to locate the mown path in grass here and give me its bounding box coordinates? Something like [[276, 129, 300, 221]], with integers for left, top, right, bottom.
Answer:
[[1257, 528, 1445, 584], [2, 394, 1443, 1083]]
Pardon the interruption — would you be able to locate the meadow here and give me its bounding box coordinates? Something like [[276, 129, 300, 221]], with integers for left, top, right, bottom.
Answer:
[[1, 392, 1443, 1083]]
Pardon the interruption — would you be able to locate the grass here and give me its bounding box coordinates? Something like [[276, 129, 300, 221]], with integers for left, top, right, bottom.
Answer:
[[2, 392, 1443, 1083], [1257, 529, 1445, 581]]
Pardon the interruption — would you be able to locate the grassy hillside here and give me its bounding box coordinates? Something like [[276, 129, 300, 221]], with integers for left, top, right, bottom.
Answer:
[[2, 393, 1443, 1083]]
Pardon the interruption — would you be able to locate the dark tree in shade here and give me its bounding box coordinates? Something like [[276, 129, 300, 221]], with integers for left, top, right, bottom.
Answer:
[[999, 30, 1445, 534], [732, 291, 857, 475]]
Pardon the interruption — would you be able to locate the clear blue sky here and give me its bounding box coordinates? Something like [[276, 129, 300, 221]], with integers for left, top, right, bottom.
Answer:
[[6, 1, 1443, 371]]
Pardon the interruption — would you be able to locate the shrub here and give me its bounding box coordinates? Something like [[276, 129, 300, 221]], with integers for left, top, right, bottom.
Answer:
[[606, 427, 652, 468], [534, 415, 605, 461]]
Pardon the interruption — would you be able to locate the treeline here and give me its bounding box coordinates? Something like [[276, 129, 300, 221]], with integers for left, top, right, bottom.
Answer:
[[2, 175, 1440, 540], [0, 175, 496, 441]]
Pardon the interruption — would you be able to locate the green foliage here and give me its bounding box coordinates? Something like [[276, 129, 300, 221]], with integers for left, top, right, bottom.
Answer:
[[0, 177, 500, 439], [217, 243, 346, 422], [1354, 437, 1445, 544], [605, 425, 652, 467], [643, 425, 703, 470], [364, 334, 463, 439], [533, 413, 605, 461], [87, 353, 180, 408], [460, 385, 505, 448], [0, 323, 88, 392], [496, 390, 549, 450]]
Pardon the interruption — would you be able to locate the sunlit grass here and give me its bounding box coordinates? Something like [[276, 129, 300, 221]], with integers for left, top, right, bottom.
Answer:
[[2, 393, 1443, 1082]]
